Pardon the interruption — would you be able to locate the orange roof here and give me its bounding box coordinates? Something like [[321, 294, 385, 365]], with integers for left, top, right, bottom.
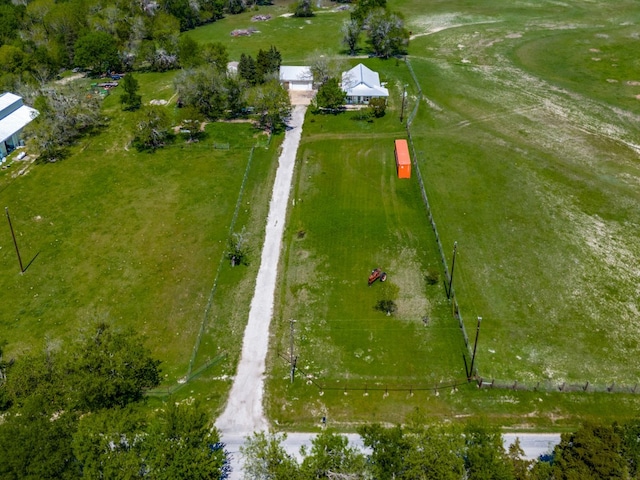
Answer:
[[395, 139, 410, 166]]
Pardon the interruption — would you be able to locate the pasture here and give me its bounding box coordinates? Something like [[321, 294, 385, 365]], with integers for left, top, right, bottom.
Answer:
[[0, 73, 281, 409], [406, 1, 640, 385]]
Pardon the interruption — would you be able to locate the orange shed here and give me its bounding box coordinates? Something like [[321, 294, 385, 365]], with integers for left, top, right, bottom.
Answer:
[[394, 139, 411, 179]]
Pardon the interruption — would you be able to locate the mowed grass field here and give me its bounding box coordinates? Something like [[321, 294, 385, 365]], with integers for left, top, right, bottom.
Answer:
[[0, 72, 281, 410], [187, 0, 349, 62]]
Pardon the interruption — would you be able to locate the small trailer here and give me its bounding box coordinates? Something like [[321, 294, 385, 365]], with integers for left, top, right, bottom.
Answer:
[[368, 268, 387, 286]]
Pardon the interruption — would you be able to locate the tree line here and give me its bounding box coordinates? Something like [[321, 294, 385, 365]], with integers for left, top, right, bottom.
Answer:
[[0, 0, 411, 93], [1, 328, 639, 479], [0, 0, 270, 91], [21, 42, 291, 160], [0, 323, 231, 479], [242, 420, 640, 480]]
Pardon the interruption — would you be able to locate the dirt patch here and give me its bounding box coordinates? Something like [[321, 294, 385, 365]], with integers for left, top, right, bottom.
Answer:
[[55, 73, 85, 85], [289, 90, 316, 106]]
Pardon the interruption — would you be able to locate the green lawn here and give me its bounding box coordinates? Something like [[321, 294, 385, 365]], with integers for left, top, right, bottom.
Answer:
[[186, 3, 349, 63], [0, 74, 282, 411], [265, 82, 468, 426]]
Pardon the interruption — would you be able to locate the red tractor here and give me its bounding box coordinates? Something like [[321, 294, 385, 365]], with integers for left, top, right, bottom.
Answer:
[[368, 268, 387, 286]]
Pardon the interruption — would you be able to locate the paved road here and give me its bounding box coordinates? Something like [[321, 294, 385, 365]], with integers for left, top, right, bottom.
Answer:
[[222, 432, 561, 478]]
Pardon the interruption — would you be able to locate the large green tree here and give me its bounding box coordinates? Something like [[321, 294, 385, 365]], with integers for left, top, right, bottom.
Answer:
[[341, 19, 361, 56], [174, 65, 228, 119], [0, 324, 162, 479], [293, 0, 313, 18], [238, 53, 259, 86], [241, 432, 301, 479], [360, 424, 410, 479], [351, 0, 386, 24], [177, 34, 202, 68], [552, 422, 625, 480], [464, 423, 515, 480], [225, 74, 248, 118], [618, 420, 640, 478], [312, 77, 346, 113], [300, 431, 367, 479], [25, 84, 103, 162], [66, 323, 161, 411], [120, 73, 142, 111], [366, 8, 409, 58], [0, 400, 79, 480], [256, 45, 282, 82], [74, 31, 120, 74], [201, 41, 229, 73], [72, 406, 147, 479], [250, 79, 291, 133], [143, 401, 230, 479], [132, 105, 173, 151]]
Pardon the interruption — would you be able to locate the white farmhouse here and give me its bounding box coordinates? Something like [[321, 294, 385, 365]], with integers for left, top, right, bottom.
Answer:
[[0, 93, 38, 158], [279, 66, 313, 91], [341, 63, 389, 105]]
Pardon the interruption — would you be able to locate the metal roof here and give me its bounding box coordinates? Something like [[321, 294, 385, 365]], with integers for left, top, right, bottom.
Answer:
[[341, 64, 389, 97], [279, 66, 312, 83], [0, 93, 38, 144]]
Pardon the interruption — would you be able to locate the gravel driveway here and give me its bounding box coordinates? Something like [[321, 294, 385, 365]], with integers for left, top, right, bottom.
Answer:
[[216, 104, 308, 436]]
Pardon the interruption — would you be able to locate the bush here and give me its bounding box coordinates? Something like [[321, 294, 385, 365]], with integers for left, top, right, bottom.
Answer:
[[425, 269, 439, 285], [368, 97, 386, 117]]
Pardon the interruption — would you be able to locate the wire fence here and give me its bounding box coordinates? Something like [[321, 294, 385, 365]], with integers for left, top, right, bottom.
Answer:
[[147, 354, 227, 397], [477, 377, 640, 394], [278, 352, 468, 394], [404, 57, 473, 363], [186, 135, 271, 378]]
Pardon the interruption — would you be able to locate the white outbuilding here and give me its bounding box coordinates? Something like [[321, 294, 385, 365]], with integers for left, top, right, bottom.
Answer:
[[0, 93, 38, 158], [279, 66, 313, 91], [341, 63, 389, 105]]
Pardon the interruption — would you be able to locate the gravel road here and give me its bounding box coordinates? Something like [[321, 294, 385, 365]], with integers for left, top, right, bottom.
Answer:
[[215, 104, 308, 436]]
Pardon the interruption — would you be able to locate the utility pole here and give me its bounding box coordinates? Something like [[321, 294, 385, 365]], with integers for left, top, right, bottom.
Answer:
[[5, 207, 24, 273], [400, 84, 407, 123], [469, 316, 482, 380], [290, 319, 297, 383], [447, 241, 457, 299]]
